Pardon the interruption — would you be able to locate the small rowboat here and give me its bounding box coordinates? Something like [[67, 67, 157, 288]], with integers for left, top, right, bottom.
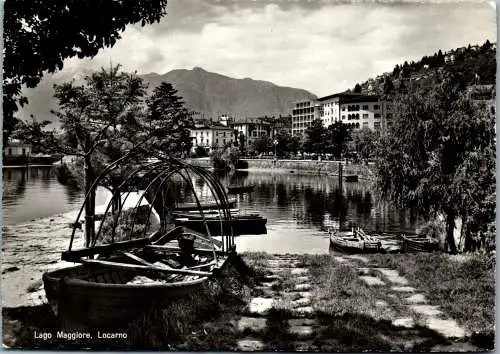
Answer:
[[174, 215, 267, 236], [329, 227, 381, 253], [227, 184, 255, 194], [174, 197, 237, 211], [400, 234, 439, 253], [44, 227, 234, 328]]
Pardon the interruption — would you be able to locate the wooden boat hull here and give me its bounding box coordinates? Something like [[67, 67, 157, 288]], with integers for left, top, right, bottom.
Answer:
[[401, 235, 439, 253], [43, 263, 209, 328], [329, 230, 381, 253], [344, 175, 359, 182], [174, 217, 267, 236], [227, 185, 254, 194], [174, 198, 237, 211]]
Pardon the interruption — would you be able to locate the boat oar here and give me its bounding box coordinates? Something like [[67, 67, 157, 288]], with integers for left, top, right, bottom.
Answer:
[[81, 258, 212, 277]]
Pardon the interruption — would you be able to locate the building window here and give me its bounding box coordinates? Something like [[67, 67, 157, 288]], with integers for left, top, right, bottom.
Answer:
[[341, 107, 346, 111], [363, 122, 369, 128], [374, 113, 381, 118], [22, 148, 26, 155], [387, 113, 392, 119], [341, 115, 345, 119], [8, 148, 12, 155], [355, 113, 360, 119], [356, 123, 360, 128], [362, 105, 369, 110], [374, 122, 381, 130], [374, 104, 380, 110], [363, 114, 369, 119]]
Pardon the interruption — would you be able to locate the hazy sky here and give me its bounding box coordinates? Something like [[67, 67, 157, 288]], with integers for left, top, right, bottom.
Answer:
[[55, 0, 496, 96]]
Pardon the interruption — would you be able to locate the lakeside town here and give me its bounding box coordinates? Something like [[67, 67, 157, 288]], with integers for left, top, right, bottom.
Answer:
[[2, 1, 496, 352]]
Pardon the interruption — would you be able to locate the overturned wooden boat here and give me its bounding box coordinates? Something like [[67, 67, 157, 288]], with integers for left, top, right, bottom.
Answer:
[[400, 234, 439, 253], [43, 158, 237, 329], [227, 184, 255, 194], [329, 227, 381, 253], [174, 214, 267, 236]]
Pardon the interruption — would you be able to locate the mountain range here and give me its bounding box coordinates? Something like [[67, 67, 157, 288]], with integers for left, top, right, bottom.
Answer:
[[19, 67, 316, 126]]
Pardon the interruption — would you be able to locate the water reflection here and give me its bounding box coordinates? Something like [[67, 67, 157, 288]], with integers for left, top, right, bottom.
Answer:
[[3, 167, 420, 254], [2, 166, 84, 225]]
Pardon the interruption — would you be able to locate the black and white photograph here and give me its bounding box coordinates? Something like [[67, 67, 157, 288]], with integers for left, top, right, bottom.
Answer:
[[1, 0, 496, 351]]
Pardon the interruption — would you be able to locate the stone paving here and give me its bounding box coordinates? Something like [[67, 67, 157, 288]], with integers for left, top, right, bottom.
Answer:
[[237, 254, 473, 351]]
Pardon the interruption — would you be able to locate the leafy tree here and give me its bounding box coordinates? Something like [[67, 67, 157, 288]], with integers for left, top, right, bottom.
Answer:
[[353, 83, 362, 93], [194, 145, 208, 158], [375, 81, 495, 253], [274, 130, 300, 157], [383, 76, 395, 97], [324, 121, 352, 159], [11, 117, 53, 154], [351, 128, 378, 161], [238, 132, 246, 154], [145, 82, 194, 157], [392, 64, 401, 78], [302, 119, 327, 155], [3, 0, 169, 146], [251, 135, 272, 155]]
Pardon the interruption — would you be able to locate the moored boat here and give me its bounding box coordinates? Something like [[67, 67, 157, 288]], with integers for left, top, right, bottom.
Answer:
[[227, 184, 255, 194], [344, 175, 359, 182], [174, 214, 267, 236], [329, 227, 381, 253], [174, 197, 237, 211], [400, 234, 439, 253]]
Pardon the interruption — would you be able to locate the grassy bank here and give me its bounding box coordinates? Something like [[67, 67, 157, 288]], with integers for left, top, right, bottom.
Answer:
[[3, 252, 494, 350], [366, 252, 495, 335]]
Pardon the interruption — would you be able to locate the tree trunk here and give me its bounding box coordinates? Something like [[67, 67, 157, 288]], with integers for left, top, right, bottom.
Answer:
[[84, 154, 94, 248], [446, 213, 458, 254]]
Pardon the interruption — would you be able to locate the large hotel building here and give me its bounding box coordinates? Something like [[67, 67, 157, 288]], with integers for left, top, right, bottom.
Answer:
[[292, 92, 391, 136]]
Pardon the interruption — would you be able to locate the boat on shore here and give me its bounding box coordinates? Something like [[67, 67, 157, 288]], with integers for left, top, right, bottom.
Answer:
[[44, 226, 234, 328], [42, 158, 237, 329], [329, 227, 382, 253], [227, 184, 255, 194], [400, 234, 439, 253], [173, 214, 267, 236]]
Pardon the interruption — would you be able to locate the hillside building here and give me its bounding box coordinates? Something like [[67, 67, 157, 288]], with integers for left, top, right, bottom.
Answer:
[[291, 100, 323, 136]]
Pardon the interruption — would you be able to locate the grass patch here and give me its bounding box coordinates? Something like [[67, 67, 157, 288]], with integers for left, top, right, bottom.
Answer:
[[366, 252, 495, 335]]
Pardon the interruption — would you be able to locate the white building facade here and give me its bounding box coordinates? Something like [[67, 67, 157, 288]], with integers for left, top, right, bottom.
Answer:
[[190, 125, 235, 152], [291, 100, 323, 136], [315, 93, 391, 133]]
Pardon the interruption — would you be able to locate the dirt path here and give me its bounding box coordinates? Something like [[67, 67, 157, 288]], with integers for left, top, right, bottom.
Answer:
[[236, 254, 480, 352]]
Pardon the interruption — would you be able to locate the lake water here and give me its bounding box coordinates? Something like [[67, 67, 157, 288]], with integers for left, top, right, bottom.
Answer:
[[2, 166, 419, 255]]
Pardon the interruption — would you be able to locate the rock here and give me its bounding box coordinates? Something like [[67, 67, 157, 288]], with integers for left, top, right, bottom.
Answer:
[[248, 297, 274, 315], [377, 268, 409, 285], [294, 283, 312, 291], [237, 317, 267, 332], [291, 268, 309, 275], [2, 266, 20, 274], [392, 317, 415, 328], [391, 286, 416, 292], [425, 318, 467, 338], [405, 293, 427, 304], [237, 338, 265, 351], [409, 304, 443, 317], [359, 276, 385, 286]]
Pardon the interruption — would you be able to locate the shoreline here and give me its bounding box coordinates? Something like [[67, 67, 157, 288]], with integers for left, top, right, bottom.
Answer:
[[2, 252, 494, 350]]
